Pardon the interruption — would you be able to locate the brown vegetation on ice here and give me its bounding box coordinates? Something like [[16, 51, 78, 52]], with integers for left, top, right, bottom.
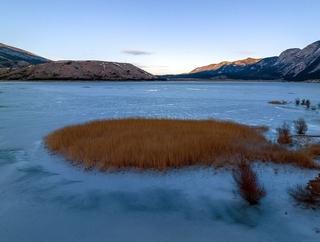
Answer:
[[44, 118, 319, 170]]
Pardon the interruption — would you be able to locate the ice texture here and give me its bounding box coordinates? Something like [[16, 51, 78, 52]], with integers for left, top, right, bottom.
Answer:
[[0, 81, 319, 242]]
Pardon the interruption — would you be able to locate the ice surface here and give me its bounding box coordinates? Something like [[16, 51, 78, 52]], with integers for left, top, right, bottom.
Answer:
[[0, 81, 320, 242]]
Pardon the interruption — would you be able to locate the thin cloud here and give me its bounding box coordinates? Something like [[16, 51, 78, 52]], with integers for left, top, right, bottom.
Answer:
[[122, 49, 153, 56], [236, 50, 255, 56], [133, 63, 169, 75], [135, 64, 167, 69]]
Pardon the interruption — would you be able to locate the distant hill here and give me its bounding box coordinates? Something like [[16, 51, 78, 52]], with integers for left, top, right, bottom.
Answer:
[[168, 40, 320, 81], [0, 43, 50, 68], [0, 60, 155, 80], [0, 43, 155, 80]]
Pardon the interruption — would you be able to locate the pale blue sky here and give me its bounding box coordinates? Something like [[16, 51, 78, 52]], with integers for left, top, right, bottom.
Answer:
[[1, 0, 319, 74]]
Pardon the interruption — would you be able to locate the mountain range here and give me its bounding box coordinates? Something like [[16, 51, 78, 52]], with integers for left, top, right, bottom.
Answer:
[[1, 41, 320, 81], [170, 40, 320, 81]]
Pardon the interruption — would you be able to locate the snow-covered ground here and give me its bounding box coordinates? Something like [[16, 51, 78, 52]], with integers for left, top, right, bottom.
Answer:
[[0, 81, 319, 242]]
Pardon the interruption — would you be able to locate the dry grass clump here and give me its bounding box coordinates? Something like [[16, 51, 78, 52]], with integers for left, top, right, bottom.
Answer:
[[289, 174, 320, 208], [44, 118, 319, 170], [257, 144, 317, 169], [233, 161, 266, 205], [268, 100, 287, 105], [303, 144, 320, 158]]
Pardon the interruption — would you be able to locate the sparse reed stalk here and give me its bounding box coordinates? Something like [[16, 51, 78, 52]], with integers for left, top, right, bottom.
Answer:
[[233, 160, 266, 205]]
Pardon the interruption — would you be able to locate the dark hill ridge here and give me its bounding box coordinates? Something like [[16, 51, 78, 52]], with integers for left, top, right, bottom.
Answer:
[[0, 43, 50, 68], [170, 40, 320, 81], [0, 60, 155, 80], [278, 41, 320, 81]]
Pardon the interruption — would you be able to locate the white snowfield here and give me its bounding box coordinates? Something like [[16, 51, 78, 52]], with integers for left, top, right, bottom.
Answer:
[[0, 81, 319, 242]]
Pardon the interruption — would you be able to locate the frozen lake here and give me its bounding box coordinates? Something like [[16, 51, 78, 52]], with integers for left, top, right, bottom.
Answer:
[[0, 81, 320, 242]]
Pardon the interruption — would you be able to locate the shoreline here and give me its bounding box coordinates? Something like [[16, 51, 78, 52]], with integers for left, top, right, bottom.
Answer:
[[0, 77, 319, 83], [1, 79, 320, 83]]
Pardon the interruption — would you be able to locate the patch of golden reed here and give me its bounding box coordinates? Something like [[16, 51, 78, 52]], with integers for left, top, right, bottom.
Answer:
[[44, 118, 319, 170], [304, 144, 320, 158]]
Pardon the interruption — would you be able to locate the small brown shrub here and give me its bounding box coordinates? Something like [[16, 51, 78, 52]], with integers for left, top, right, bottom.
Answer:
[[276, 122, 292, 144], [290, 174, 320, 208], [294, 118, 308, 135], [233, 161, 266, 205], [306, 100, 311, 109]]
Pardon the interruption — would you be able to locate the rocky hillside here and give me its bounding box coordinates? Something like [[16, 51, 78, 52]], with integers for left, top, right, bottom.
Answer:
[[0, 43, 49, 68], [172, 40, 320, 81], [0, 60, 155, 80], [0, 43, 155, 80], [190, 58, 260, 73], [277, 41, 320, 81]]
